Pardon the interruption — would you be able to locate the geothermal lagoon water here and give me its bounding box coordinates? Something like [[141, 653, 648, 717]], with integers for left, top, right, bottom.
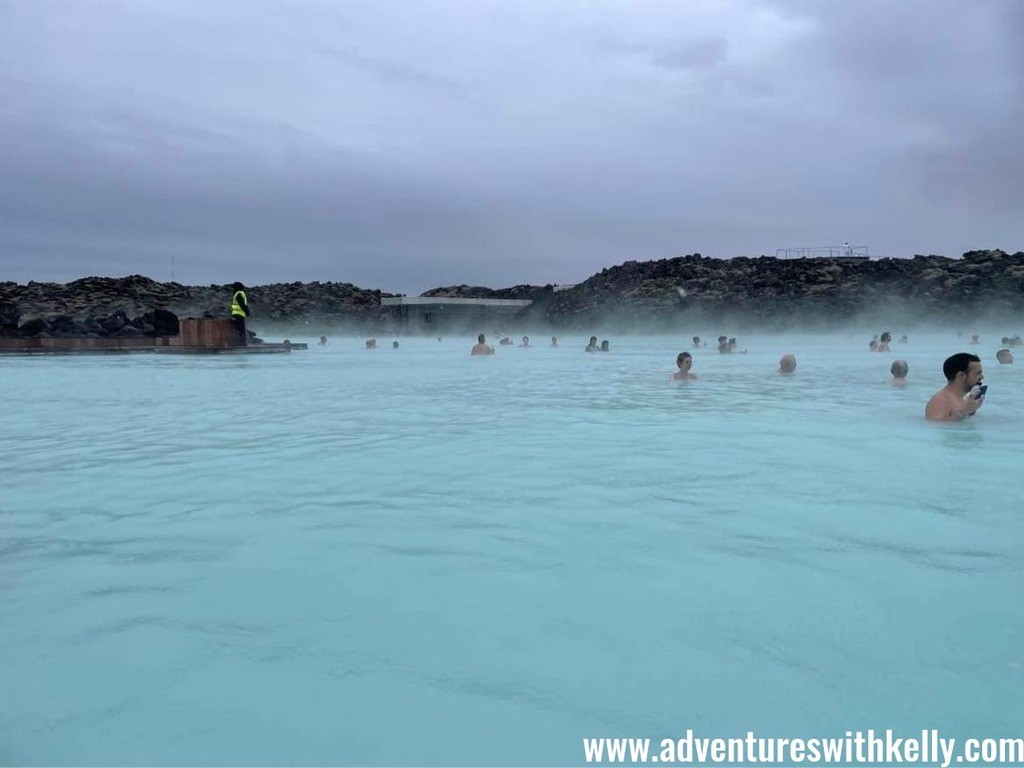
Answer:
[[1, 332, 1022, 765]]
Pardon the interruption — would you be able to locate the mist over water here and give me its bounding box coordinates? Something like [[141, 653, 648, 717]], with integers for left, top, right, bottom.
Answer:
[[1, 331, 1022, 765]]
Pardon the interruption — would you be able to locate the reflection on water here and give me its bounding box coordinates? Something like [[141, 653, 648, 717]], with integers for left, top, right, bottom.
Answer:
[[1, 334, 1022, 765]]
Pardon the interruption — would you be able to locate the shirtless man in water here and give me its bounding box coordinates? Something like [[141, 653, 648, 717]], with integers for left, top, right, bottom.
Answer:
[[471, 333, 495, 356], [925, 353, 984, 422]]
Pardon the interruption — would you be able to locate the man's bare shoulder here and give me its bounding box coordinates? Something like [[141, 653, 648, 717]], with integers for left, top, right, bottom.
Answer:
[[925, 389, 957, 421]]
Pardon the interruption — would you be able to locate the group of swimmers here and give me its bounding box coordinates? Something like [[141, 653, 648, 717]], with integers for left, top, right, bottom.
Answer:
[[470, 331, 1013, 424], [689, 335, 747, 353], [471, 334, 619, 355], [321, 330, 1013, 423], [869, 331, 908, 351]]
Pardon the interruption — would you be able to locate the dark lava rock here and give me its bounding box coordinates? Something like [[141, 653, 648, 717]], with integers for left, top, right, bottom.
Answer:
[[99, 310, 129, 333], [2, 250, 1022, 333], [143, 308, 180, 336], [18, 317, 48, 337], [0, 302, 20, 331]]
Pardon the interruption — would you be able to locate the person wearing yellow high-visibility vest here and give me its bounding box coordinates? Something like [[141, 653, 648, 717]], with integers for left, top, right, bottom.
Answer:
[[230, 282, 251, 346]]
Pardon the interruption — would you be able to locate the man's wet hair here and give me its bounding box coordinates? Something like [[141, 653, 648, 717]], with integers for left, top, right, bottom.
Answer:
[[890, 359, 909, 378], [677, 351, 692, 365], [942, 352, 980, 381], [477, 333, 485, 343]]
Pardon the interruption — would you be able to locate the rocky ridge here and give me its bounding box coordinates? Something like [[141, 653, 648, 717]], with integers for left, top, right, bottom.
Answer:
[[2, 250, 1022, 336], [0, 276, 395, 337], [533, 249, 1024, 329]]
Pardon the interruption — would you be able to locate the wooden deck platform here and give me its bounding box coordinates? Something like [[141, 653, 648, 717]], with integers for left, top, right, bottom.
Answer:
[[0, 342, 301, 356], [0, 319, 308, 356]]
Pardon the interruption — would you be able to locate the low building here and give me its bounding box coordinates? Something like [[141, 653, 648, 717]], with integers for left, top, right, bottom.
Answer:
[[380, 296, 533, 332]]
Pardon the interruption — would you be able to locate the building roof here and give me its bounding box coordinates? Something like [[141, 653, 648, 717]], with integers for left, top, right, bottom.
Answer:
[[381, 297, 533, 308]]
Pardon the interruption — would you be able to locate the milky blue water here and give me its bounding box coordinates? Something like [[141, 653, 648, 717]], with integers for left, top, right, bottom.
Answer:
[[2, 333, 1022, 766]]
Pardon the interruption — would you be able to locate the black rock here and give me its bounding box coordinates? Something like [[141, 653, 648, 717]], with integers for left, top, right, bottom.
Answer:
[[0, 302, 20, 330], [18, 318, 48, 337], [150, 308, 180, 336], [99, 310, 129, 333], [49, 315, 79, 335]]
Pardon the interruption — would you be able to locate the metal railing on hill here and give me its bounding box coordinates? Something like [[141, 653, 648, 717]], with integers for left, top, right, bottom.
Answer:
[[775, 245, 870, 260]]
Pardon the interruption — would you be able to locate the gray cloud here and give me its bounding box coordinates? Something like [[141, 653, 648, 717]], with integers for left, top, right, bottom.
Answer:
[[0, 0, 1021, 293], [651, 40, 729, 72]]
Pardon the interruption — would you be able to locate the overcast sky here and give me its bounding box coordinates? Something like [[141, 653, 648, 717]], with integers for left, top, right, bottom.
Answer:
[[1, 0, 1021, 293]]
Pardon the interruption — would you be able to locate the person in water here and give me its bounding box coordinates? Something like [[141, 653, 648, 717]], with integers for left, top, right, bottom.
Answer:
[[692, 335, 701, 349], [392, 340, 399, 349], [671, 352, 698, 380], [925, 353, 984, 422], [600, 340, 610, 352], [778, 354, 797, 373], [888, 359, 909, 386], [718, 336, 747, 354], [550, 336, 558, 347], [996, 348, 1013, 364], [318, 335, 327, 346], [877, 331, 891, 352], [585, 336, 599, 353], [471, 333, 495, 356], [519, 336, 530, 348]]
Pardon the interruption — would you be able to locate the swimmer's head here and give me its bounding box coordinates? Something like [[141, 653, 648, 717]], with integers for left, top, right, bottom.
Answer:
[[942, 352, 982, 383], [600, 340, 610, 351], [779, 354, 797, 373], [589, 336, 598, 345], [996, 348, 1013, 364], [676, 352, 692, 369], [393, 340, 399, 349], [890, 359, 909, 378], [477, 333, 486, 344]]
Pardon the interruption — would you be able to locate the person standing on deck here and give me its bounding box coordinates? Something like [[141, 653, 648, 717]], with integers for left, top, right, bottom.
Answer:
[[230, 282, 251, 346]]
